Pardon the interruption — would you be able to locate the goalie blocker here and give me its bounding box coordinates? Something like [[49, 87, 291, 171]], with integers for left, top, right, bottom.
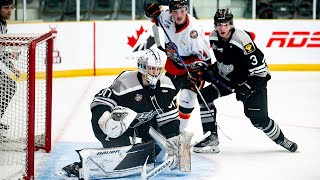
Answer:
[[58, 141, 155, 179]]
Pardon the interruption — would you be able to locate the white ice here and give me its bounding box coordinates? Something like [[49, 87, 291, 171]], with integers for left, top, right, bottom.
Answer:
[[34, 72, 320, 180]]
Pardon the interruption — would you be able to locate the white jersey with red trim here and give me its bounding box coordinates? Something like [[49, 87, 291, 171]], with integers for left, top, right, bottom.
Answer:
[[157, 6, 211, 76]]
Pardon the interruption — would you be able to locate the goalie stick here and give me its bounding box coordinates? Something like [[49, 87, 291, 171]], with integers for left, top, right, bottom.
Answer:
[[155, 18, 231, 140], [141, 127, 211, 180]]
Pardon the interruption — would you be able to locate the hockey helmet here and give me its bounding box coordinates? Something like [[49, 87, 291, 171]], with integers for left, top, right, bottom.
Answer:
[[214, 8, 233, 25], [0, 0, 14, 7], [169, 0, 188, 12], [137, 49, 165, 89]]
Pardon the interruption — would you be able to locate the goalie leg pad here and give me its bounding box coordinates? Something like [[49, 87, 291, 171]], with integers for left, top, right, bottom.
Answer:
[[167, 131, 194, 172], [79, 141, 155, 179], [179, 131, 194, 172]]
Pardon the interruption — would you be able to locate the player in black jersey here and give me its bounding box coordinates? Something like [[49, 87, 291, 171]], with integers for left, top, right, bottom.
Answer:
[[192, 8, 298, 153], [91, 48, 180, 148]]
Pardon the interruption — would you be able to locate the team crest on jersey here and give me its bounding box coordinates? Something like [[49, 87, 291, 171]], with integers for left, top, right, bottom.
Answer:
[[212, 43, 223, 53], [135, 94, 143, 102], [244, 43, 255, 54], [190, 30, 198, 39]]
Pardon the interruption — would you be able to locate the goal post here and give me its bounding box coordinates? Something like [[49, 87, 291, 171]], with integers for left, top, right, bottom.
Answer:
[[0, 31, 54, 179]]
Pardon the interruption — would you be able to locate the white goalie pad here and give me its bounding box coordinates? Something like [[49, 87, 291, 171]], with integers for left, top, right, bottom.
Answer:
[[167, 131, 194, 172], [148, 127, 194, 172], [143, 129, 210, 180], [79, 141, 155, 179]]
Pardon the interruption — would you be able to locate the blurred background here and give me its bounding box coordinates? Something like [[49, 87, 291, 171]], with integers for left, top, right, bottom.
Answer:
[[11, 0, 320, 22]]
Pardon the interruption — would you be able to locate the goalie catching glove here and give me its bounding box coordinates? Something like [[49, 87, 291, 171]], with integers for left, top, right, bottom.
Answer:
[[98, 106, 137, 139]]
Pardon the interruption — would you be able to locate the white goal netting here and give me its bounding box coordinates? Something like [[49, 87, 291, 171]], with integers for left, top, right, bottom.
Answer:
[[0, 32, 53, 179]]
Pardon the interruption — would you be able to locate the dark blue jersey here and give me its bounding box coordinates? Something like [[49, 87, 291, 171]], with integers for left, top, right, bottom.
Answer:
[[209, 28, 271, 86]]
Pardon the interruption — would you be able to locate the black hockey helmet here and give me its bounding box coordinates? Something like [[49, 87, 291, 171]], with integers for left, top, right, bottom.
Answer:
[[169, 0, 188, 12], [214, 8, 233, 25], [0, 0, 14, 7]]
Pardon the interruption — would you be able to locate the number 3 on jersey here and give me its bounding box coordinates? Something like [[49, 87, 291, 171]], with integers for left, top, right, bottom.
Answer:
[[250, 55, 258, 65]]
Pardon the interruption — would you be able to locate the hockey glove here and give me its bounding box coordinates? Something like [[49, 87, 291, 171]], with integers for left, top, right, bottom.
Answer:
[[187, 61, 208, 91], [98, 106, 137, 138], [145, 3, 162, 19], [235, 81, 256, 101]]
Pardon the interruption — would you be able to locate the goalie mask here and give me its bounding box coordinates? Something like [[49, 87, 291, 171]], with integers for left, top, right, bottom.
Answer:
[[137, 49, 165, 89]]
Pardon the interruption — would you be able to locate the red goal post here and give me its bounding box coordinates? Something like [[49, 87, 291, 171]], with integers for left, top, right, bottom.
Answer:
[[0, 31, 54, 179]]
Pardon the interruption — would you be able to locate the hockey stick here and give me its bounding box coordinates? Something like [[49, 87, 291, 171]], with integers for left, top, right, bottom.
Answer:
[[141, 127, 211, 180], [141, 155, 174, 180], [155, 18, 231, 140], [152, 24, 166, 52]]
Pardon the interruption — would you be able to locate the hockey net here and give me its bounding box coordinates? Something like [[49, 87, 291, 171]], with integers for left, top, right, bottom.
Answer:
[[0, 32, 53, 179]]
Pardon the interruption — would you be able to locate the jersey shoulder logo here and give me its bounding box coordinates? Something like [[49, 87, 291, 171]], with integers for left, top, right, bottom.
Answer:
[[244, 42, 255, 54], [190, 30, 198, 39]]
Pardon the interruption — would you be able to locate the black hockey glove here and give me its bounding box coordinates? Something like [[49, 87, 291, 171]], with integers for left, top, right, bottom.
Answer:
[[201, 64, 219, 83], [235, 80, 256, 101], [187, 61, 208, 91], [145, 3, 162, 19]]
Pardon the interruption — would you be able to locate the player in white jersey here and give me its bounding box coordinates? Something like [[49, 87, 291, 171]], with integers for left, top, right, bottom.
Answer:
[[0, 0, 17, 141], [145, 0, 212, 131]]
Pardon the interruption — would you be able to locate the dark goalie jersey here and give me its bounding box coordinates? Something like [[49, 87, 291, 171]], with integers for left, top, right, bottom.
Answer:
[[90, 71, 179, 138], [209, 28, 271, 87]]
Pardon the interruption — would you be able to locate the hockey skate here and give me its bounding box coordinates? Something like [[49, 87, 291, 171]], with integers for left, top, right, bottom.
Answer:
[[61, 162, 81, 178], [278, 137, 298, 152], [193, 133, 220, 153]]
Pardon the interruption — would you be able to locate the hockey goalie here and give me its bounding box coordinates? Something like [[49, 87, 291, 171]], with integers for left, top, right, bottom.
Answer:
[[56, 49, 195, 179], [57, 126, 194, 180]]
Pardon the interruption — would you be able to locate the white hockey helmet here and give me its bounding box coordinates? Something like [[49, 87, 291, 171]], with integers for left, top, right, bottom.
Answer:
[[137, 49, 165, 89]]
